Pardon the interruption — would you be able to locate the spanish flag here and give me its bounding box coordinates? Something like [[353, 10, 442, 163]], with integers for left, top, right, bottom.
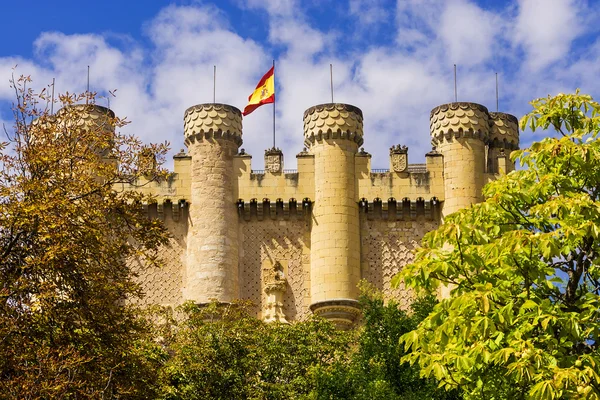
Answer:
[[242, 66, 275, 116]]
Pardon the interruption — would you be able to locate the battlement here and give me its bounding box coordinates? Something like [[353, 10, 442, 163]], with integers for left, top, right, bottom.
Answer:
[[430, 102, 491, 144], [184, 103, 243, 146], [117, 99, 519, 325], [233, 197, 441, 221], [139, 200, 189, 222], [126, 101, 517, 209], [303, 103, 364, 148], [489, 112, 519, 150], [230, 144, 445, 209]]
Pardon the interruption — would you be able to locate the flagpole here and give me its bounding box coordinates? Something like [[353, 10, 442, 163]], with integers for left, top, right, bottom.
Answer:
[[453, 64, 457, 102], [272, 59, 276, 149], [330, 64, 334, 103], [495, 72, 499, 112], [213, 65, 216, 104]]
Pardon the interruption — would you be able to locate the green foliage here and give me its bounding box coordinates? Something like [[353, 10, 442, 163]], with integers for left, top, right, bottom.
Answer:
[[0, 76, 170, 398], [157, 289, 458, 400], [396, 91, 600, 399], [309, 284, 462, 400], [157, 301, 353, 399]]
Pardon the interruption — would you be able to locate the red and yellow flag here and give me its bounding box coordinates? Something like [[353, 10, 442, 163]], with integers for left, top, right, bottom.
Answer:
[[242, 66, 275, 116]]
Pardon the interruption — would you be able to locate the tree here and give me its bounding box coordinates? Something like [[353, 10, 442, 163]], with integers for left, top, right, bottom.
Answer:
[[157, 301, 353, 400], [309, 284, 462, 400], [0, 75, 170, 398], [157, 293, 457, 400], [396, 91, 600, 399]]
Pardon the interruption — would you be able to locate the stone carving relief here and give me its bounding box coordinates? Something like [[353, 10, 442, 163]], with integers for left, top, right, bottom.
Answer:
[[391, 153, 407, 172], [265, 155, 281, 172], [239, 219, 309, 321], [390, 144, 408, 173], [263, 261, 288, 323], [264, 147, 283, 173]]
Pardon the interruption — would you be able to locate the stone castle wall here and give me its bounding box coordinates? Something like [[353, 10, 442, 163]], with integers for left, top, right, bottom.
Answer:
[[118, 100, 519, 326], [131, 213, 439, 315], [239, 219, 311, 320], [360, 217, 439, 306], [131, 207, 188, 308]]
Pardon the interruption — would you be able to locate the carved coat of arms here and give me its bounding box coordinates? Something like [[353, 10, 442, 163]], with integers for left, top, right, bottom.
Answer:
[[390, 144, 408, 173], [391, 153, 407, 172], [265, 147, 283, 173], [265, 155, 281, 173]]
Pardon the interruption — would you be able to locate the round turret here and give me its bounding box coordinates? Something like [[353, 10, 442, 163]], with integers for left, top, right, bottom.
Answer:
[[489, 112, 519, 150], [304, 103, 363, 328], [430, 102, 490, 217], [61, 104, 115, 127], [184, 103, 242, 304], [488, 112, 519, 173], [31, 104, 116, 157], [184, 103, 243, 146], [303, 103, 364, 148], [33, 104, 115, 133], [430, 102, 490, 145]]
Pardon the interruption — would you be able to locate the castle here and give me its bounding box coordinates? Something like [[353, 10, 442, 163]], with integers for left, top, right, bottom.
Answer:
[[114, 100, 520, 328]]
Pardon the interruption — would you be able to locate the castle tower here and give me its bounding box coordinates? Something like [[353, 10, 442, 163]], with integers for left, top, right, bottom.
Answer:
[[40, 104, 115, 138], [183, 103, 243, 303], [430, 102, 490, 217], [304, 103, 364, 328], [489, 112, 519, 174], [31, 104, 116, 163]]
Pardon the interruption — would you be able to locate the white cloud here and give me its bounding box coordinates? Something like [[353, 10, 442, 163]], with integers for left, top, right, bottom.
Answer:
[[396, 0, 442, 47], [243, 0, 298, 17], [0, 4, 272, 169], [349, 0, 389, 26], [514, 0, 584, 71], [438, 0, 502, 66], [269, 20, 330, 58], [145, 4, 228, 45], [0, 0, 596, 171]]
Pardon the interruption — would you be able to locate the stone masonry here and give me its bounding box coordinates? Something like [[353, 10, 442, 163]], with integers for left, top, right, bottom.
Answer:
[[115, 100, 519, 328]]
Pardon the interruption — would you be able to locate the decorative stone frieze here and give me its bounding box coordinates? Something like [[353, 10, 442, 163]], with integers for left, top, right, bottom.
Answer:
[[489, 112, 519, 150], [309, 299, 361, 330], [303, 103, 364, 148], [184, 103, 243, 146]]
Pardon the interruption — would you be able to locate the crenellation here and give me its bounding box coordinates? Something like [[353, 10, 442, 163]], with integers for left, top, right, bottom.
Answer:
[[120, 98, 519, 326]]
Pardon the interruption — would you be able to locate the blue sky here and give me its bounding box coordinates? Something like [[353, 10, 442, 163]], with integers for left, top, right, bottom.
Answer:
[[0, 0, 599, 169]]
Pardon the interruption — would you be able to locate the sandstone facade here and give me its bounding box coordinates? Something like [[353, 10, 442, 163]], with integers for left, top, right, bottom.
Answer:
[[125, 101, 519, 327]]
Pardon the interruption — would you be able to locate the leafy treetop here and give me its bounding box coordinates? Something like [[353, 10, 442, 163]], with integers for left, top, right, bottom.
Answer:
[[0, 75, 170, 398], [396, 91, 600, 400]]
